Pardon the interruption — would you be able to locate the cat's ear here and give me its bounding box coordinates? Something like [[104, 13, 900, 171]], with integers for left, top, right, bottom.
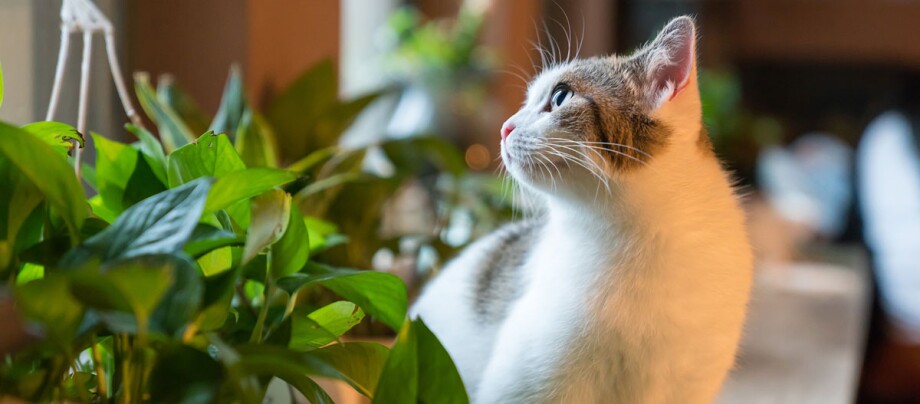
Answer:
[[635, 16, 697, 110]]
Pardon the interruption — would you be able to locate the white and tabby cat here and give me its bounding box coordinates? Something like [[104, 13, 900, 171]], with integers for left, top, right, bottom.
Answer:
[[411, 16, 752, 403]]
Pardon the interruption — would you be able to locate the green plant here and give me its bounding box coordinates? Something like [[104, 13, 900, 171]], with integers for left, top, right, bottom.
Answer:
[[0, 60, 471, 402]]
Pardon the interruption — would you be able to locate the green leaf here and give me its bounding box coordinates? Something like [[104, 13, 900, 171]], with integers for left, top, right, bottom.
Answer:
[[303, 342, 389, 397], [277, 264, 407, 330], [293, 172, 364, 200], [373, 320, 417, 403], [374, 319, 468, 404], [270, 204, 308, 278], [210, 65, 247, 138], [150, 343, 224, 404], [93, 134, 139, 215], [235, 346, 335, 404], [184, 224, 243, 258], [134, 72, 195, 152], [156, 75, 210, 135], [303, 216, 341, 253], [149, 254, 204, 335], [61, 178, 212, 264], [266, 60, 337, 159], [21, 121, 84, 157], [126, 123, 168, 184], [0, 155, 44, 270], [290, 302, 363, 350], [415, 319, 468, 403], [122, 150, 168, 208], [105, 257, 174, 323], [15, 275, 83, 348], [167, 132, 246, 187], [235, 109, 280, 168], [204, 168, 297, 214], [0, 122, 86, 243], [16, 263, 44, 284], [286, 146, 337, 175], [243, 189, 290, 264], [196, 246, 232, 277]]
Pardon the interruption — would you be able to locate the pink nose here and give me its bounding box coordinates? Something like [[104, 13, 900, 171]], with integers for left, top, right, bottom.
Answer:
[[501, 121, 516, 141]]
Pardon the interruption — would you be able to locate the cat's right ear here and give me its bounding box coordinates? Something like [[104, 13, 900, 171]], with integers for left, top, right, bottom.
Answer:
[[634, 16, 697, 111]]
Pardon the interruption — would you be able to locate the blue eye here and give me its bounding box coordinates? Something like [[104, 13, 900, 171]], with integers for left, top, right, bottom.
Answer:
[[551, 86, 572, 108]]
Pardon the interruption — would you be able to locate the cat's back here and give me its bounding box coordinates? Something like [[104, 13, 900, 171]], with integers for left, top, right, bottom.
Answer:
[[411, 219, 541, 390]]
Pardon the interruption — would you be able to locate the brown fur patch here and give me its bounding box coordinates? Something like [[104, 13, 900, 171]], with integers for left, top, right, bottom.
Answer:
[[552, 57, 671, 171]]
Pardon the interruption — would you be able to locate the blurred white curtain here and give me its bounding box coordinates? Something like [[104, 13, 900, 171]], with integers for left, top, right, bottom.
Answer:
[[858, 111, 920, 342]]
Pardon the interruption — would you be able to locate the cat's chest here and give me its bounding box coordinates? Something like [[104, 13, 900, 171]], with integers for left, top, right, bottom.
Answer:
[[522, 225, 629, 296]]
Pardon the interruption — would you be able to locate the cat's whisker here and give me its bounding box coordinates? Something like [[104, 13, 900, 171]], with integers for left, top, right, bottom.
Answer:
[[538, 142, 612, 193], [547, 138, 649, 167], [552, 133, 654, 159], [542, 142, 614, 192]]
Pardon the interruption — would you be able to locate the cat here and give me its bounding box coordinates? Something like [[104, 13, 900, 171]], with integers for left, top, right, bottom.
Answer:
[[410, 16, 752, 403]]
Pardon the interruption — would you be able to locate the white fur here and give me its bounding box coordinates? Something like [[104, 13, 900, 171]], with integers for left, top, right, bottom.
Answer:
[[412, 19, 752, 403]]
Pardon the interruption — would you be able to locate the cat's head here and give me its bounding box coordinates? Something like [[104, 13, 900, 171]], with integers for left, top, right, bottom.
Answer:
[[501, 16, 705, 198]]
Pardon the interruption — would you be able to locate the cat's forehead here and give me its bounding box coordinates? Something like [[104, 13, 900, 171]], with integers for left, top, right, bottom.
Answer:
[[526, 65, 569, 100], [526, 56, 638, 102]]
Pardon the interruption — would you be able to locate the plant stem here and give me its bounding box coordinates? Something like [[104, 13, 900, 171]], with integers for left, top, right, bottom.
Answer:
[[284, 290, 299, 319], [91, 335, 108, 399], [116, 335, 132, 404], [250, 280, 275, 343]]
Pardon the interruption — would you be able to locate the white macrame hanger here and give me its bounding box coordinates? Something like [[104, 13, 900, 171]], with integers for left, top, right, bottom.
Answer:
[[45, 0, 144, 178]]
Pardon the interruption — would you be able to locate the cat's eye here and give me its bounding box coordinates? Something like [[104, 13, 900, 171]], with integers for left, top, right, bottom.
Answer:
[[550, 86, 573, 109]]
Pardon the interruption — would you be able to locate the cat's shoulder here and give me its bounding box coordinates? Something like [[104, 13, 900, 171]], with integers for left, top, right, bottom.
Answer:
[[469, 219, 543, 322]]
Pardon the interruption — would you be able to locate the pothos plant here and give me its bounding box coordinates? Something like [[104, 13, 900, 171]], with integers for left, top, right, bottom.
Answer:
[[0, 59, 471, 402]]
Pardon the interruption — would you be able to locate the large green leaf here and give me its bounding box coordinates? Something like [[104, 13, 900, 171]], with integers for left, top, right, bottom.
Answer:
[[415, 319, 468, 403], [235, 346, 334, 404], [210, 65, 247, 137], [156, 75, 210, 135], [61, 178, 212, 264], [134, 72, 195, 152], [14, 275, 84, 348], [242, 189, 290, 264], [289, 302, 363, 350], [303, 342, 389, 397], [0, 122, 86, 243], [21, 121, 84, 157], [167, 132, 246, 188], [0, 156, 44, 270], [374, 319, 468, 404], [277, 264, 407, 330], [373, 320, 417, 403], [270, 204, 308, 278], [235, 109, 280, 168], [204, 168, 297, 214]]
